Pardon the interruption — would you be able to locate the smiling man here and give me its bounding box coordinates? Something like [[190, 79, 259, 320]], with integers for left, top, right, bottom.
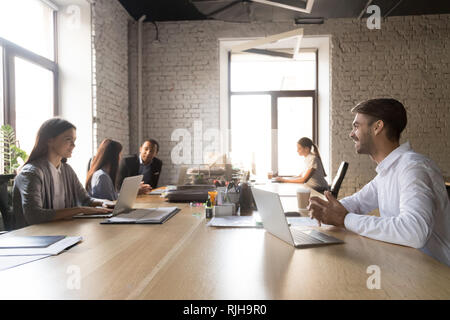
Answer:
[[308, 99, 450, 266]]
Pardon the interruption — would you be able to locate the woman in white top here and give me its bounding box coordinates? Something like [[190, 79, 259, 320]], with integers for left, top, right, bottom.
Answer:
[[275, 137, 329, 193], [12, 118, 112, 230]]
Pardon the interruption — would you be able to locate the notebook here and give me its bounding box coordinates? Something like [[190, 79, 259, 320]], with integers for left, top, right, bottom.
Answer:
[[0, 235, 66, 249], [101, 207, 180, 224], [0, 236, 82, 256]]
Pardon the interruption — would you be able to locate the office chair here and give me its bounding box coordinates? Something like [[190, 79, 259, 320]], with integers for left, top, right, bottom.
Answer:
[[329, 161, 349, 199], [87, 157, 92, 173]]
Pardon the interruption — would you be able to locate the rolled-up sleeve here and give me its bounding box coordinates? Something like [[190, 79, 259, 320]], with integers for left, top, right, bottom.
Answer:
[[14, 170, 56, 225], [340, 180, 379, 215], [343, 165, 434, 249]]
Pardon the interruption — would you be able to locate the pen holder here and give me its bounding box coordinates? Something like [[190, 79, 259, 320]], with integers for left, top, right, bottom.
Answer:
[[213, 203, 236, 217], [216, 187, 227, 205], [223, 191, 240, 214]]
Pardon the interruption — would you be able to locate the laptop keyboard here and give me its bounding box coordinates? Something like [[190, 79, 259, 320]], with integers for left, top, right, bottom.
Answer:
[[290, 228, 341, 245], [291, 228, 323, 244]]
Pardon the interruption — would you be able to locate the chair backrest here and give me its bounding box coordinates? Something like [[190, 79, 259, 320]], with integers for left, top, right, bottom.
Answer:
[[330, 161, 349, 198], [87, 157, 92, 173]]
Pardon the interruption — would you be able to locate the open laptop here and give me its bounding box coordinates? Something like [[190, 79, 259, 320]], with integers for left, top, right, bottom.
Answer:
[[74, 175, 144, 218], [251, 187, 344, 248]]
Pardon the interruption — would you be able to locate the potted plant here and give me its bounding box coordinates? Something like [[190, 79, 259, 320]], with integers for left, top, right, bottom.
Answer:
[[0, 124, 28, 231]]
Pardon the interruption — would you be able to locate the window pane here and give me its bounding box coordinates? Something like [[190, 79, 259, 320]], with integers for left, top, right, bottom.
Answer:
[[231, 52, 316, 92], [15, 56, 54, 154], [230, 95, 271, 177], [277, 97, 313, 176], [0, 46, 3, 125], [0, 47, 3, 174], [0, 0, 54, 60]]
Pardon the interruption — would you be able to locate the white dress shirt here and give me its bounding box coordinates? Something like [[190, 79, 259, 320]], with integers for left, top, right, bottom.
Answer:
[[341, 142, 450, 266], [48, 161, 66, 210]]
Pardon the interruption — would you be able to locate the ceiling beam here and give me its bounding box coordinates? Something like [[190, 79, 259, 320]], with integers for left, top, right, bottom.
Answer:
[[252, 0, 314, 14], [243, 48, 294, 59], [231, 28, 303, 53]]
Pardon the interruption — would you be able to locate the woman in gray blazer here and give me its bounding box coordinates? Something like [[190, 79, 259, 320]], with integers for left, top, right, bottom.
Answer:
[[86, 139, 122, 201], [12, 118, 112, 229]]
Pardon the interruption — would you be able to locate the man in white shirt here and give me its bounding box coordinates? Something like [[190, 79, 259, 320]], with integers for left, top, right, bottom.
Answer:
[[308, 98, 450, 266]]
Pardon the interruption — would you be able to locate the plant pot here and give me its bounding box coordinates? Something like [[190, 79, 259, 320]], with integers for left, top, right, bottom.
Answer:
[[0, 174, 16, 231]]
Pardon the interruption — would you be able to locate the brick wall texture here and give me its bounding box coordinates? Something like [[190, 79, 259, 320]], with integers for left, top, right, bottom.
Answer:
[[92, 2, 449, 197], [92, 0, 133, 154], [126, 15, 450, 197]]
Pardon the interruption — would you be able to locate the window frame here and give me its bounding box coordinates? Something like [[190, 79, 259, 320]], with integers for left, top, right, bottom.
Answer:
[[0, 9, 58, 131], [228, 50, 319, 174]]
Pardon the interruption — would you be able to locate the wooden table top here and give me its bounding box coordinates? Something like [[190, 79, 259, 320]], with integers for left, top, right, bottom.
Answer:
[[0, 183, 449, 299]]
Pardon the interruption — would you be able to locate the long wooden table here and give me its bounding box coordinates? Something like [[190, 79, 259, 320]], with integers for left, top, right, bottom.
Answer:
[[0, 183, 449, 299]]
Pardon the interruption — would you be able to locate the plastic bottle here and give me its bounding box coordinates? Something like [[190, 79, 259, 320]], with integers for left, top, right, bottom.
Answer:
[[205, 196, 213, 219]]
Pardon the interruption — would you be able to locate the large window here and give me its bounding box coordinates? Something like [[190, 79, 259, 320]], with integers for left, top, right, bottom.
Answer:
[[229, 51, 317, 176], [0, 0, 58, 156]]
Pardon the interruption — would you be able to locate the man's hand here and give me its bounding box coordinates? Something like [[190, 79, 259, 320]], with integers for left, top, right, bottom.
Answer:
[[308, 191, 349, 228], [138, 182, 152, 195], [275, 177, 284, 182], [102, 200, 116, 209]]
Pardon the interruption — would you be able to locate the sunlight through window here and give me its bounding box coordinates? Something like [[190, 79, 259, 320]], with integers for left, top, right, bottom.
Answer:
[[14, 57, 54, 154], [0, 0, 54, 60]]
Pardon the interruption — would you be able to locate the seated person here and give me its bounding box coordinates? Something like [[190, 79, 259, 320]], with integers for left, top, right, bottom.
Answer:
[[86, 139, 122, 201], [275, 137, 329, 193], [308, 99, 450, 266], [117, 139, 162, 193], [12, 118, 111, 230]]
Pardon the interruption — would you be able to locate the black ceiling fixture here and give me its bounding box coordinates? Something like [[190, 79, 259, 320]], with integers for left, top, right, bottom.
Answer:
[[117, 0, 450, 22], [191, 0, 315, 22]]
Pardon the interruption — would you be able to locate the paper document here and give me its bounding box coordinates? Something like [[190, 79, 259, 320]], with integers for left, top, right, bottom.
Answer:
[[149, 188, 166, 195], [0, 236, 82, 256], [208, 216, 263, 228], [0, 255, 50, 271], [104, 207, 179, 224], [149, 186, 176, 195]]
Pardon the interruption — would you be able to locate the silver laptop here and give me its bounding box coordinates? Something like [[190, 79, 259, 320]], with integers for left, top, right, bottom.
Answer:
[[251, 187, 344, 248], [74, 175, 144, 218]]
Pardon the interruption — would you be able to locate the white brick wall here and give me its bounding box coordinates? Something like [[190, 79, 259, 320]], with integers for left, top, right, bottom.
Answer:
[[130, 15, 450, 195], [91, 0, 133, 154]]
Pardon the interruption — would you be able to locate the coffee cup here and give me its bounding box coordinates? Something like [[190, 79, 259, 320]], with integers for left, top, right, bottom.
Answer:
[[296, 187, 311, 210]]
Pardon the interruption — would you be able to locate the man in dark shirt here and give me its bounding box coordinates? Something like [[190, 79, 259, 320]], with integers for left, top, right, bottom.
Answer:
[[117, 139, 163, 193]]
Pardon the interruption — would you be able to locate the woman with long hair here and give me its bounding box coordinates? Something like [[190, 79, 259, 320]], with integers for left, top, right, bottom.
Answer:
[[12, 118, 112, 229], [275, 137, 329, 193], [86, 139, 122, 200]]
